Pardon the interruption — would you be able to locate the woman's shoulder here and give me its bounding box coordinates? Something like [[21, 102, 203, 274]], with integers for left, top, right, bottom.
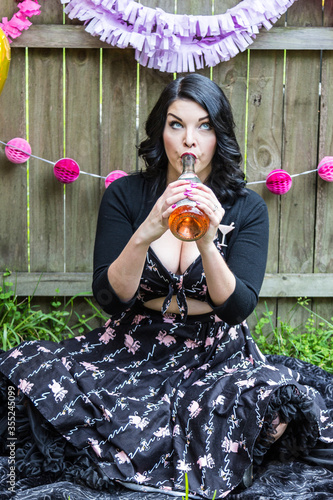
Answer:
[[244, 188, 267, 209], [226, 188, 267, 211], [102, 171, 156, 225], [222, 188, 268, 228], [105, 171, 147, 192], [103, 171, 153, 204]]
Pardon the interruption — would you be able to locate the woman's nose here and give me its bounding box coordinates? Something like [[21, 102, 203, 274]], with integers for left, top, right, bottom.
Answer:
[[183, 129, 196, 148]]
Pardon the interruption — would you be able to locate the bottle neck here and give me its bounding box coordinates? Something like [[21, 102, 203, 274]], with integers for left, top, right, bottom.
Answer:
[[181, 154, 196, 174]]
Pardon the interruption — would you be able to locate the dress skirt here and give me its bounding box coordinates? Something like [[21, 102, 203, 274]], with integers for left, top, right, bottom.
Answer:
[[0, 306, 332, 498]]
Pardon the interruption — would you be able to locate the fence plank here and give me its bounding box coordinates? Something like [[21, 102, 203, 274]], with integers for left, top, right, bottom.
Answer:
[[1, 0, 20, 21], [11, 25, 333, 50], [246, 49, 285, 327], [65, 48, 101, 272], [213, 57, 248, 174], [314, 46, 333, 321], [101, 50, 137, 178], [280, 62, 319, 271], [0, 47, 27, 271], [27, 2, 66, 273], [138, 68, 174, 167], [0, 1, 28, 271], [324, 0, 333, 25], [34, 0, 63, 25], [137, 0, 174, 157], [316, 61, 333, 274], [277, 0, 322, 326], [28, 47, 65, 272], [213, 2, 248, 159], [3, 272, 333, 298], [287, 0, 323, 26], [246, 50, 284, 272]]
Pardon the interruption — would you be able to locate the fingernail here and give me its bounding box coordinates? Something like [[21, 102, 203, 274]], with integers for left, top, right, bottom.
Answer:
[[172, 204, 177, 208], [196, 201, 201, 205], [184, 189, 192, 195], [191, 183, 198, 188]]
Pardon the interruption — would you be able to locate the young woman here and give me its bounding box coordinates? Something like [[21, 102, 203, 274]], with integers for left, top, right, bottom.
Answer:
[[0, 74, 332, 499]]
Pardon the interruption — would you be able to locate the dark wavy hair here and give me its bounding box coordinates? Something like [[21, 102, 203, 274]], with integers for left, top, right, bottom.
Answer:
[[138, 73, 246, 203]]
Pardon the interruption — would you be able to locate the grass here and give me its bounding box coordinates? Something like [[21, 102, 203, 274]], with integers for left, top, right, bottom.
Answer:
[[182, 473, 216, 500], [0, 271, 108, 350], [252, 298, 333, 373]]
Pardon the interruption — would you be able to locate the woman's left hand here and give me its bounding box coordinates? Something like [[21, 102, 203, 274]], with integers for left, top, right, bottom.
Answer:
[[184, 183, 224, 247]]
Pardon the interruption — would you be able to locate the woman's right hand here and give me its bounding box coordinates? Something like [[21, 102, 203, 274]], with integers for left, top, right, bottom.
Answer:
[[137, 179, 192, 244]]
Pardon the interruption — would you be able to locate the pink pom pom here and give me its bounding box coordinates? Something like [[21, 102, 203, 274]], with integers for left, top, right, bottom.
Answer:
[[105, 170, 128, 188], [317, 156, 333, 182], [266, 169, 292, 195], [54, 158, 80, 184], [5, 138, 31, 164]]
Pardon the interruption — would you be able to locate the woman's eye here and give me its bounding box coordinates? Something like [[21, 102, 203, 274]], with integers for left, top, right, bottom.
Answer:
[[170, 121, 183, 129], [200, 122, 212, 130]]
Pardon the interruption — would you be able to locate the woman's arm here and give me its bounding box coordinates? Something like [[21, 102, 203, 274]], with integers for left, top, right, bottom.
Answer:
[[188, 184, 269, 325], [92, 174, 192, 313], [206, 196, 269, 324], [198, 242, 236, 306]]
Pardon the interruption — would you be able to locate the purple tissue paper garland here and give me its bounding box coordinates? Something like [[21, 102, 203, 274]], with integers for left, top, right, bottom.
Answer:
[[60, 0, 297, 73]]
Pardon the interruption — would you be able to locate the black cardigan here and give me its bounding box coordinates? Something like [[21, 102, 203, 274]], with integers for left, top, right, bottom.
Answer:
[[92, 173, 269, 325]]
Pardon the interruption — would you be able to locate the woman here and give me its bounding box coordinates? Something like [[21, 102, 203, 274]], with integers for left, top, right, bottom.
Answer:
[[0, 74, 332, 499]]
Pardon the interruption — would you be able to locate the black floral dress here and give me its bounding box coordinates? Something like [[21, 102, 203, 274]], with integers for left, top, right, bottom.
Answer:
[[1, 240, 333, 499]]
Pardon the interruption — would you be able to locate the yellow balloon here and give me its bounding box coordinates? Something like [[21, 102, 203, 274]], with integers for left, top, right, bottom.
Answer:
[[0, 28, 11, 96]]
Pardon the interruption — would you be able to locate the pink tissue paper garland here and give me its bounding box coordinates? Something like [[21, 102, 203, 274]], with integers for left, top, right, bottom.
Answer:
[[61, 0, 298, 72], [0, 1, 42, 42]]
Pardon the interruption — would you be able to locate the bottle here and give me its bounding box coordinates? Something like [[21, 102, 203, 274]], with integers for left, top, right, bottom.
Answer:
[[168, 153, 210, 241]]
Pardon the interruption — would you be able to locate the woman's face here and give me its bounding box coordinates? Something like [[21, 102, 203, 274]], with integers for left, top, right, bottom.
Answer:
[[163, 99, 217, 184]]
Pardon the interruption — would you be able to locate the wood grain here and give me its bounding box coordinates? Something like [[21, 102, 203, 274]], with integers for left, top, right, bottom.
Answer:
[[2, 272, 332, 297], [10, 26, 333, 50]]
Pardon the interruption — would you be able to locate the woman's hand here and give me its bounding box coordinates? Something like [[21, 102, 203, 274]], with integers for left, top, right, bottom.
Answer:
[[178, 182, 225, 248], [137, 179, 195, 244]]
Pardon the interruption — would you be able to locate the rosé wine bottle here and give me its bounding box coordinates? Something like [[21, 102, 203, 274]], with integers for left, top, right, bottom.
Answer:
[[168, 153, 210, 241]]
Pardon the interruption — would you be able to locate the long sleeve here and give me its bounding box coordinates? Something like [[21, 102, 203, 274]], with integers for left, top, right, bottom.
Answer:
[[206, 190, 269, 325], [92, 173, 155, 315]]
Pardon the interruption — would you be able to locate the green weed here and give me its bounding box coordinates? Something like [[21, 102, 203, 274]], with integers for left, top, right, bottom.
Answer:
[[182, 473, 216, 499], [253, 298, 333, 373], [0, 271, 108, 350]]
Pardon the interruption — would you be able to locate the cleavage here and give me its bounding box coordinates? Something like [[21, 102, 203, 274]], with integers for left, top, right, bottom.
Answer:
[[150, 230, 200, 275]]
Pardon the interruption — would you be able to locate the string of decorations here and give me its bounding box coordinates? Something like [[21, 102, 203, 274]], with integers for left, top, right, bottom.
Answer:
[[2, 137, 333, 194], [1, 4, 332, 192], [0, 138, 126, 188], [61, 0, 298, 73]]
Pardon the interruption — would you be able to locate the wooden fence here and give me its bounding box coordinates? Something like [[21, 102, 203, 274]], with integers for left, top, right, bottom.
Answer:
[[1, 0, 333, 330]]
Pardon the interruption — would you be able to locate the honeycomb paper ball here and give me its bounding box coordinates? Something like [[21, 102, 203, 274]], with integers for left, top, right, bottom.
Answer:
[[5, 138, 31, 164], [317, 157, 333, 182], [105, 170, 128, 188], [266, 169, 292, 195], [54, 158, 80, 184]]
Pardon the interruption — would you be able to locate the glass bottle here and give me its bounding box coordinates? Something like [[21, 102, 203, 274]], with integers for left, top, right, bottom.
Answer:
[[168, 153, 210, 241]]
